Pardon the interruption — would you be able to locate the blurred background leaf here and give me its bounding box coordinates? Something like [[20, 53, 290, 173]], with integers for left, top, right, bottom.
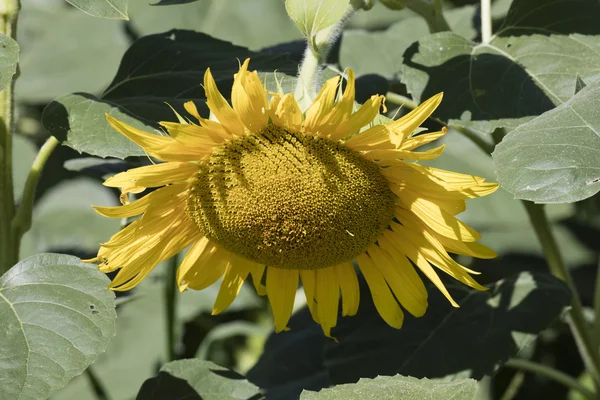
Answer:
[[64, 0, 128, 19]]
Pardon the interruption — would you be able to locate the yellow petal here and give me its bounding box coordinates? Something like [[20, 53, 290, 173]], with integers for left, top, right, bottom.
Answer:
[[106, 114, 209, 162], [266, 268, 298, 332], [272, 93, 302, 132], [396, 194, 480, 242], [212, 259, 251, 315], [159, 121, 227, 148], [300, 270, 319, 322], [399, 129, 447, 151], [367, 243, 427, 317], [356, 253, 404, 329], [391, 221, 486, 291], [177, 240, 230, 291], [303, 76, 340, 135], [315, 267, 339, 338], [388, 92, 443, 147], [104, 162, 199, 189], [363, 145, 445, 161], [334, 262, 359, 317], [330, 94, 385, 141], [249, 264, 267, 296], [184, 101, 202, 121], [204, 67, 245, 136], [343, 125, 394, 151], [232, 58, 269, 132]]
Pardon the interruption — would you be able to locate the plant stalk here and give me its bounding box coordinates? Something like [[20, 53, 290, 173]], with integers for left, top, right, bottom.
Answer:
[[10, 136, 58, 262], [480, 0, 492, 43], [593, 255, 600, 340], [523, 201, 600, 389], [0, 0, 20, 274], [405, 0, 451, 33], [505, 358, 595, 400]]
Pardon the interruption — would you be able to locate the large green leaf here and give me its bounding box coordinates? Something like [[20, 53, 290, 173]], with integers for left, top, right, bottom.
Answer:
[[0, 253, 116, 400], [0, 33, 18, 92], [65, 0, 128, 19], [41, 30, 296, 159], [300, 376, 477, 400], [285, 0, 350, 43], [248, 272, 571, 399], [401, 0, 600, 132], [492, 79, 600, 203], [136, 359, 263, 400], [340, 6, 475, 79], [17, 2, 129, 102]]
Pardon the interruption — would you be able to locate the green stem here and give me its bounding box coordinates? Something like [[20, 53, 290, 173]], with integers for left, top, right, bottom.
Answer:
[[84, 367, 111, 400], [165, 256, 178, 362], [385, 91, 495, 154], [405, 0, 451, 33], [523, 201, 600, 389], [10, 136, 59, 263], [505, 358, 595, 400], [480, 0, 492, 43], [0, 0, 20, 274], [593, 255, 600, 340]]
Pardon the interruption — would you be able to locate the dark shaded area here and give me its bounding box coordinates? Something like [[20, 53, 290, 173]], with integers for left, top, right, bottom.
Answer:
[[355, 74, 390, 104], [248, 272, 571, 400], [403, 41, 555, 122], [137, 371, 202, 400], [151, 0, 199, 5], [499, 0, 600, 36]]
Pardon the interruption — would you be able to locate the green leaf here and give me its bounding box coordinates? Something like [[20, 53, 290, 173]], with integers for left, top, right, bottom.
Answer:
[[340, 6, 476, 79], [492, 79, 600, 203], [136, 359, 263, 400], [0, 253, 116, 399], [501, 0, 600, 35], [249, 272, 571, 398], [285, 0, 350, 44], [0, 33, 18, 92], [65, 0, 128, 19], [17, 2, 129, 102], [300, 376, 477, 400], [41, 30, 297, 159], [401, 31, 600, 125]]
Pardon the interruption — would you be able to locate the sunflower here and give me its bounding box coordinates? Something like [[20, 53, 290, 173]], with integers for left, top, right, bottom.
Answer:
[[89, 59, 498, 337]]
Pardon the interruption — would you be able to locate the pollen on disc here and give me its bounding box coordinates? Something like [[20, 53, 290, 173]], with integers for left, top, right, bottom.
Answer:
[[186, 125, 396, 270]]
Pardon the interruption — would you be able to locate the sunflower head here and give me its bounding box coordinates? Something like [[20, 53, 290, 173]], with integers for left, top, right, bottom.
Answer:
[[89, 58, 498, 337]]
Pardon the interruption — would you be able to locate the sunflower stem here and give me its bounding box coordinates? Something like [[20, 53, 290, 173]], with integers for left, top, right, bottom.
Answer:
[[0, 0, 20, 274], [295, 8, 356, 110], [504, 358, 595, 400], [593, 255, 600, 340], [480, 0, 492, 44], [405, 0, 450, 33], [10, 136, 59, 264], [165, 255, 179, 362], [84, 366, 112, 400], [523, 201, 600, 389]]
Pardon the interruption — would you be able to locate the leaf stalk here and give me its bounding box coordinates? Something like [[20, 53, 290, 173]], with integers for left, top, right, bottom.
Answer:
[[0, 0, 20, 274]]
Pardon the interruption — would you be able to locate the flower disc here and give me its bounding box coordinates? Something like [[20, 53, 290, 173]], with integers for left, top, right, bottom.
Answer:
[[186, 125, 396, 269]]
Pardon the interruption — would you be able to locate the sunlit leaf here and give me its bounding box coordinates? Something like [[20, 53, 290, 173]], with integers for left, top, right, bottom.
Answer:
[[0, 253, 116, 399], [285, 0, 350, 44], [65, 0, 128, 19], [493, 79, 600, 203], [137, 359, 263, 400], [300, 375, 477, 400], [0, 33, 18, 92]]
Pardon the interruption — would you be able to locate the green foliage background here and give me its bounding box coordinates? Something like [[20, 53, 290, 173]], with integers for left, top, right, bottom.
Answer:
[[3, 0, 600, 399]]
